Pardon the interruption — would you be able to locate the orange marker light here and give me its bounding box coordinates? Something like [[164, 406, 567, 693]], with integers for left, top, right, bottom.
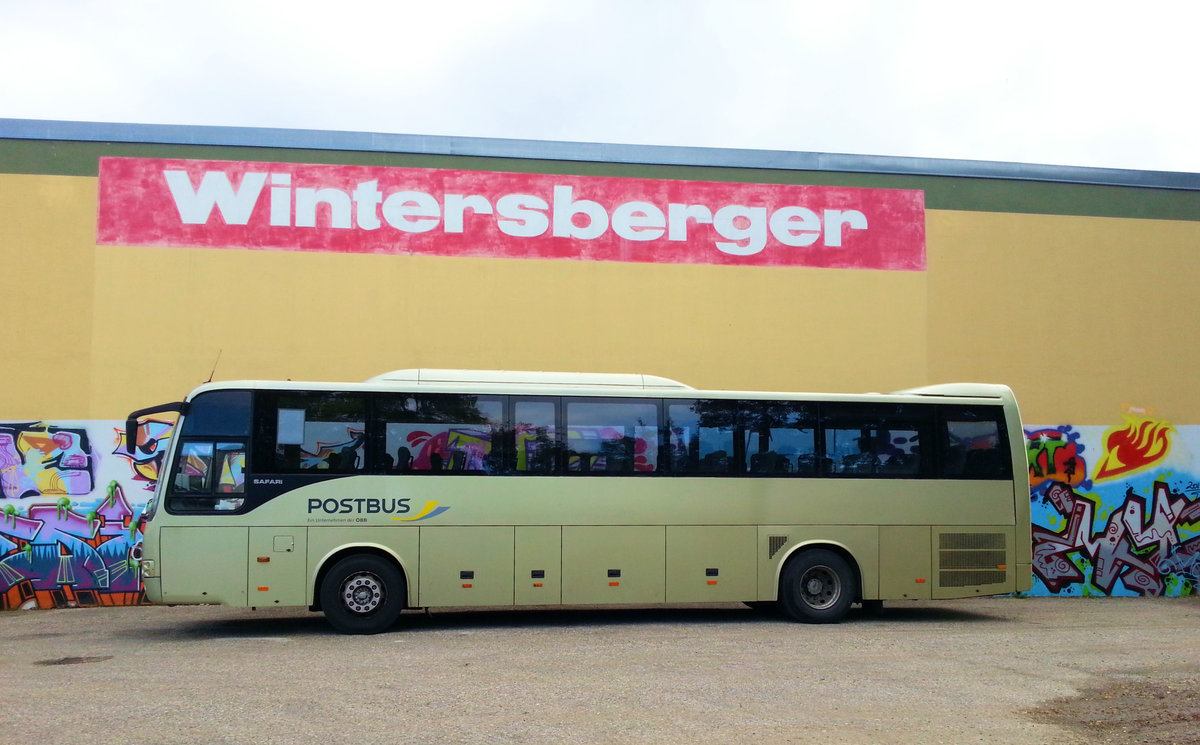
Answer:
[[257, 586, 269, 592], [256, 557, 270, 563], [707, 580, 718, 585], [532, 582, 544, 587], [997, 564, 1007, 570], [915, 578, 927, 583], [462, 583, 472, 588], [609, 582, 620, 587]]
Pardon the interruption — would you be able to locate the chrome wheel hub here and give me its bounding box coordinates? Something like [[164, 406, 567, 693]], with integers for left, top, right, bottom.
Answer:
[[341, 572, 384, 615], [799, 566, 840, 610]]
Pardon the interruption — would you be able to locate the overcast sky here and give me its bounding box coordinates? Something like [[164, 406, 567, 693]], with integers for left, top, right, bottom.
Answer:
[[2, 0, 1197, 173]]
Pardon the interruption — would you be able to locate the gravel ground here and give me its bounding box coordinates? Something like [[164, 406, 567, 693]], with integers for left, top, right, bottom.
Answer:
[[2, 597, 1198, 745]]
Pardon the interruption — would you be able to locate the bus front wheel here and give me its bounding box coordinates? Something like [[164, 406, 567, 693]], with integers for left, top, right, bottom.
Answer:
[[320, 554, 406, 635], [779, 549, 856, 624]]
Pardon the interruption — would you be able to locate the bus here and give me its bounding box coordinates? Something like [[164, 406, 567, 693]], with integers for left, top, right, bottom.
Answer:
[[128, 369, 1032, 634]]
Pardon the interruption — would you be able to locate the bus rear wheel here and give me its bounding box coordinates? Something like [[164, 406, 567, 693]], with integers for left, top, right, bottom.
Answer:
[[779, 549, 856, 624], [320, 555, 406, 635]]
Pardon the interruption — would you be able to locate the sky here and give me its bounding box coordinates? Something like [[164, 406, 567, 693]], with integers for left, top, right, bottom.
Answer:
[[2, 0, 1197, 174]]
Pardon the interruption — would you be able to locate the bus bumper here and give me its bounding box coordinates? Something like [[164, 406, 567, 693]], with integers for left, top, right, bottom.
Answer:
[[1015, 562, 1033, 593], [143, 577, 164, 604]]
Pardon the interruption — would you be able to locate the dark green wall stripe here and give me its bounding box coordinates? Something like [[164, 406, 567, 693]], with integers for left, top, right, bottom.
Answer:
[[2, 137, 1197, 222]]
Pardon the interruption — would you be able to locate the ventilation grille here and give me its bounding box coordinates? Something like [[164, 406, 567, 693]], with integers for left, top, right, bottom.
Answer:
[[941, 550, 1006, 569], [768, 535, 788, 559], [940, 533, 1005, 550], [940, 570, 1008, 587], [938, 532, 1007, 587]]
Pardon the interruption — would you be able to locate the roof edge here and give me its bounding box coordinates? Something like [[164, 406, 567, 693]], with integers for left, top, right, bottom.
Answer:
[[2, 117, 1198, 191]]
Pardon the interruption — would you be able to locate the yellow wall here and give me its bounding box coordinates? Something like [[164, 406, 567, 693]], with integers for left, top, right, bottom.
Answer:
[[0, 174, 96, 417], [926, 210, 1200, 423], [3, 171, 1197, 425], [89, 245, 928, 418]]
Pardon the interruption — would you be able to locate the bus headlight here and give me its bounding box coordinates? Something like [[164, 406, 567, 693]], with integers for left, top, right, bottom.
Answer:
[[140, 559, 158, 578]]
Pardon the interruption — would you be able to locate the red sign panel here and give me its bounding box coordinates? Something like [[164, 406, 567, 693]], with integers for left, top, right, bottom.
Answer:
[[97, 157, 925, 270]]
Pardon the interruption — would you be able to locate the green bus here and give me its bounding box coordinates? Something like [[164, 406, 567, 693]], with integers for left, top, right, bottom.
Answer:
[[129, 369, 1031, 634]]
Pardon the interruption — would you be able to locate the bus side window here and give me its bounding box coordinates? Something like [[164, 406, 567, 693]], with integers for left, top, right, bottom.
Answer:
[[216, 443, 246, 493], [168, 441, 246, 511], [565, 398, 659, 474], [666, 400, 735, 475], [820, 403, 933, 478], [265, 393, 367, 474], [941, 407, 1009, 479], [740, 401, 816, 476], [174, 441, 214, 493], [378, 394, 503, 474], [514, 398, 559, 474]]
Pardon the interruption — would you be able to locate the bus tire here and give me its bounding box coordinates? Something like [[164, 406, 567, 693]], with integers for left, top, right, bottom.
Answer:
[[779, 549, 856, 624], [319, 554, 406, 635]]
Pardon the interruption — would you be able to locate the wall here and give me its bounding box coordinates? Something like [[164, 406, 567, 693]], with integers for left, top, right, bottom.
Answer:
[[4, 163, 1200, 426], [2, 412, 1197, 608], [927, 209, 1200, 423], [14, 158, 933, 419], [0, 175, 96, 419], [1, 127, 1198, 607], [1, 419, 152, 609], [1027, 418, 1200, 596]]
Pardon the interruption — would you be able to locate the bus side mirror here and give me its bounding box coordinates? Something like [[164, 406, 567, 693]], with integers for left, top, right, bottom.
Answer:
[[124, 402, 188, 455], [125, 418, 138, 455]]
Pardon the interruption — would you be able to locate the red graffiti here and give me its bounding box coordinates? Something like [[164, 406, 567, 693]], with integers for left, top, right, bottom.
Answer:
[[1094, 417, 1173, 481]]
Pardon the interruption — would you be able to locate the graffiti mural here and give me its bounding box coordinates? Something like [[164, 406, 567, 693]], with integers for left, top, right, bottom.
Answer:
[[1093, 414, 1175, 481], [4, 413, 1200, 610], [1027, 426, 1088, 491], [1029, 418, 1200, 597], [1, 423, 94, 499], [113, 416, 175, 488], [1, 419, 169, 610]]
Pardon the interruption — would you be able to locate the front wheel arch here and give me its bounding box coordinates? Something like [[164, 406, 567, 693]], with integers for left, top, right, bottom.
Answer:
[[318, 553, 408, 635], [312, 545, 410, 611]]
